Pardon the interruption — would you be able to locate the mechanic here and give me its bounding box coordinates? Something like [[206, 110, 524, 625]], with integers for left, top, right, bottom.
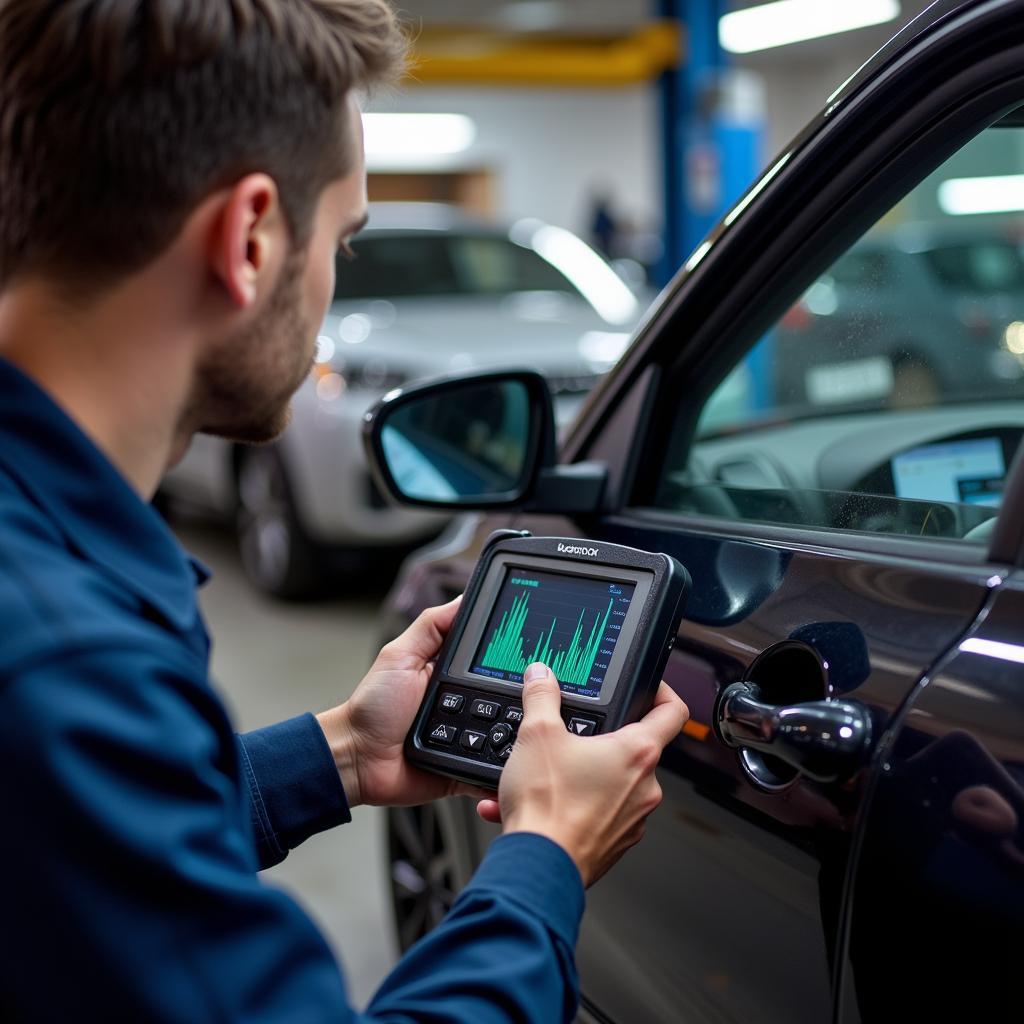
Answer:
[[0, 2, 689, 1021]]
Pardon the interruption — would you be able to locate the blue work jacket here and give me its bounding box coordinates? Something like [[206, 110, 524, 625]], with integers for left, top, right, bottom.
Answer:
[[0, 358, 583, 1022]]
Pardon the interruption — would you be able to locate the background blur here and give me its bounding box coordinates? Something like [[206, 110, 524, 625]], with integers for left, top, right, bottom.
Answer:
[[164, 0, 969, 1007]]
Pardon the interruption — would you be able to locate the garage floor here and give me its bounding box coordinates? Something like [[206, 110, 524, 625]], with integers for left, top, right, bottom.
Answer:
[[173, 522, 400, 1009]]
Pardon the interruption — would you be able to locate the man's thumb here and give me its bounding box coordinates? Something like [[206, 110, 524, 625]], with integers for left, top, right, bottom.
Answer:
[[521, 663, 561, 721]]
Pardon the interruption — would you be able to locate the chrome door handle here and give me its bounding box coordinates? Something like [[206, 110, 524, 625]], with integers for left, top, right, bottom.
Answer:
[[714, 682, 871, 784]]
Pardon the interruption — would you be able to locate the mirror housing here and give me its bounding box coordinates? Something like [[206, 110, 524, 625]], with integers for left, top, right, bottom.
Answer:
[[362, 369, 607, 514]]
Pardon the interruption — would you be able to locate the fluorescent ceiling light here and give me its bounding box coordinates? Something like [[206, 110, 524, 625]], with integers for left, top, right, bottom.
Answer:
[[938, 175, 1024, 216], [720, 0, 901, 54], [362, 113, 476, 159]]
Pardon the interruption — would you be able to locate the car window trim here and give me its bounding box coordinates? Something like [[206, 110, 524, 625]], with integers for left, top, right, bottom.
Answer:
[[615, 506, 1011, 576]]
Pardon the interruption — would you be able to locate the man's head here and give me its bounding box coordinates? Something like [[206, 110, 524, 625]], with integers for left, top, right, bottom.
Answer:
[[0, 0, 406, 443]]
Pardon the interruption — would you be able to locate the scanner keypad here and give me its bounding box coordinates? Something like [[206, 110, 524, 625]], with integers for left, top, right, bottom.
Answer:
[[423, 684, 604, 767]]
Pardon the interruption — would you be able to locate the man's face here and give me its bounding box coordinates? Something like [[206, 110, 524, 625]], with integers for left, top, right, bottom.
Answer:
[[198, 99, 368, 444]]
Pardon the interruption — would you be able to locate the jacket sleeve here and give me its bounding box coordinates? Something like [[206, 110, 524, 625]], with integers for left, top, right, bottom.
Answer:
[[0, 644, 584, 1023], [367, 832, 585, 1024], [237, 713, 351, 869]]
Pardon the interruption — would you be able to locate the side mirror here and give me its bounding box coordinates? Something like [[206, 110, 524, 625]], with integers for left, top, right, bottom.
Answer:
[[362, 370, 607, 513]]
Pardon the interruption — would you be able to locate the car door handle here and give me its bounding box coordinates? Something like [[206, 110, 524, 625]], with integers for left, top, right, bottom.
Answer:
[[715, 682, 872, 784]]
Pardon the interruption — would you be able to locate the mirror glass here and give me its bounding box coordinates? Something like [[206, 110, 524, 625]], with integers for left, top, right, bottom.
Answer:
[[380, 380, 533, 503]]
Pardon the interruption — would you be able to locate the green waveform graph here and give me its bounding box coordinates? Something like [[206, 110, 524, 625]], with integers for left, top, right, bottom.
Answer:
[[478, 590, 614, 688]]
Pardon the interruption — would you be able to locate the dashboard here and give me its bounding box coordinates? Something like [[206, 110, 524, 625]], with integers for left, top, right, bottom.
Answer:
[[666, 403, 1024, 540]]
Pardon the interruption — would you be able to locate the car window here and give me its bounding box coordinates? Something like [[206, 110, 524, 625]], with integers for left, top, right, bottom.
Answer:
[[922, 242, 1024, 293], [333, 233, 578, 300], [654, 123, 1024, 545], [829, 250, 894, 289]]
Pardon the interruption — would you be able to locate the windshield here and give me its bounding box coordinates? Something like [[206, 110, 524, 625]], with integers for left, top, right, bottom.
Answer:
[[333, 233, 579, 301]]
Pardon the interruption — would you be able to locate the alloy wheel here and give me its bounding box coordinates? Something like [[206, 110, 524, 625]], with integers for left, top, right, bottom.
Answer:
[[387, 804, 458, 951]]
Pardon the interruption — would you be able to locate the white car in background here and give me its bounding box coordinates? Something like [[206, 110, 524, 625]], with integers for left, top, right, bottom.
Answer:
[[161, 203, 643, 597]]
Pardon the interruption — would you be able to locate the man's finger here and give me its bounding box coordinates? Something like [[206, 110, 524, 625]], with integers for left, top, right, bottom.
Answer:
[[627, 683, 689, 748], [476, 799, 502, 824], [520, 663, 562, 723], [383, 596, 462, 665]]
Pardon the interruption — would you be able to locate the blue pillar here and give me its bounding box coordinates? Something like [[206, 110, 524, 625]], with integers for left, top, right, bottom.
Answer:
[[656, 0, 763, 286]]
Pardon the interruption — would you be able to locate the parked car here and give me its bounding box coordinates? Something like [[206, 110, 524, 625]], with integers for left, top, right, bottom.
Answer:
[[772, 227, 1024, 410], [371, 4, 1024, 1022], [159, 202, 641, 597]]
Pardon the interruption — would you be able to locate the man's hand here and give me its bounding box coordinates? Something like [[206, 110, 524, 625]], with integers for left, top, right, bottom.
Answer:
[[476, 663, 688, 887], [316, 597, 489, 808]]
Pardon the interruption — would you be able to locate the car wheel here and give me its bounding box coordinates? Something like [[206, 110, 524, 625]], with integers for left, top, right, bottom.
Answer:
[[387, 803, 459, 952], [235, 447, 321, 599]]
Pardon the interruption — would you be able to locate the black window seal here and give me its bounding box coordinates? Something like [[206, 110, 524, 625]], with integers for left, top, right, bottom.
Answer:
[[613, 507, 1012, 579]]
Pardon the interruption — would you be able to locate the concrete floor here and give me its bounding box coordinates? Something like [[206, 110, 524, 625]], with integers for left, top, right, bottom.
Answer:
[[173, 522, 400, 1009]]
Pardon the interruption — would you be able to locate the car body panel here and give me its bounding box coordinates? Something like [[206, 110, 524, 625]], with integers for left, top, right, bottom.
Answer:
[[839, 575, 1024, 1020]]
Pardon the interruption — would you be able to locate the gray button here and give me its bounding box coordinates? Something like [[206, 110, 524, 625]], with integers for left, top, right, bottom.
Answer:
[[428, 723, 457, 744], [471, 699, 502, 720], [489, 724, 513, 750], [439, 692, 465, 714], [460, 730, 487, 753]]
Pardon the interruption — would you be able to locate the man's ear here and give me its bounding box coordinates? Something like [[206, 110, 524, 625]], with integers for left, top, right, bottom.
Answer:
[[210, 174, 284, 309]]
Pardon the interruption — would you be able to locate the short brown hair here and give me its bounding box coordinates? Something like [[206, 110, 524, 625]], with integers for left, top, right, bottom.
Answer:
[[0, 0, 407, 294]]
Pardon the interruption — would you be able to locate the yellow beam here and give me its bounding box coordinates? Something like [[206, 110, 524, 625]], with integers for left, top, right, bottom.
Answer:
[[407, 22, 683, 88]]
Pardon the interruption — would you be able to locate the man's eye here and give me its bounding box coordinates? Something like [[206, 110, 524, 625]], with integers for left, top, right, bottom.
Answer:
[[338, 241, 358, 262]]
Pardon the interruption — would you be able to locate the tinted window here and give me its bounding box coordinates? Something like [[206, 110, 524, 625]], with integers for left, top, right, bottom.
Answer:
[[334, 234, 578, 300], [922, 242, 1024, 293], [829, 251, 893, 288], [653, 124, 1024, 545]]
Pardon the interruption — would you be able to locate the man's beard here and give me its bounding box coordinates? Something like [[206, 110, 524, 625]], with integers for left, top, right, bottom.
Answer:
[[194, 248, 314, 445]]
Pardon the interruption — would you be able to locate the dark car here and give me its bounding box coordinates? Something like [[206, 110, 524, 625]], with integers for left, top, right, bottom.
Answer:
[[369, 3, 1024, 1021]]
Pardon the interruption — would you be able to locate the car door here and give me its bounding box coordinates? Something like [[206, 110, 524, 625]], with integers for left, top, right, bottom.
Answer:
[[504, 6, 1024, 1022]]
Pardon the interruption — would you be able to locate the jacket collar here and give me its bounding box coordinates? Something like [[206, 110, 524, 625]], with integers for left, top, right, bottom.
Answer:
[[0, 358, 207, 631]]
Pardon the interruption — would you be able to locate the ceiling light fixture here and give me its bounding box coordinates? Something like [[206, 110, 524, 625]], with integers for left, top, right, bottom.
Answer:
[[938, 174, 1024, 216], [362, 113, 476, 160], [719, 0, 901, 54]]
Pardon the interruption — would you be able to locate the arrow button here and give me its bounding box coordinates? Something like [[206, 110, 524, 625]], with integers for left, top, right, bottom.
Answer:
[[567, 717, 597, 737], [460, 730, 487, 753]]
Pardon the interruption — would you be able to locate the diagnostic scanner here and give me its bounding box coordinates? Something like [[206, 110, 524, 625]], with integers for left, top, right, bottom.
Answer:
[[405, 531, 691, 789]]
